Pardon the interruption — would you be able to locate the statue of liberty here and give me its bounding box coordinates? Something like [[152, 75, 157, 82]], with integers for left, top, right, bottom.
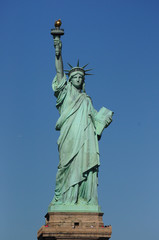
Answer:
[[48, 20, 113, 212]]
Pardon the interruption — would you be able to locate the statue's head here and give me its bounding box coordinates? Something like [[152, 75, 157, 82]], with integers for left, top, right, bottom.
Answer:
[[69, 71, 85, 90], [65, 60, 92, 92]]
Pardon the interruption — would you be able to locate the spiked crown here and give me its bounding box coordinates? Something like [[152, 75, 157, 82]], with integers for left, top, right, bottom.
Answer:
[[64, 60, 93, 77]]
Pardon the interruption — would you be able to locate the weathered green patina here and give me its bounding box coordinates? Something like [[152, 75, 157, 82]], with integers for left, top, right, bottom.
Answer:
[[48, 20, 113, 212]]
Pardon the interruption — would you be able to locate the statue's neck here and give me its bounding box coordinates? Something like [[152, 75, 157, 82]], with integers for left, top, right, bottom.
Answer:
[[71, 84, 82, 93]]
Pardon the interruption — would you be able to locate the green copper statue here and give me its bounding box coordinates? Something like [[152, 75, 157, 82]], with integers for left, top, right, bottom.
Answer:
[[48, 20, 113, 212]]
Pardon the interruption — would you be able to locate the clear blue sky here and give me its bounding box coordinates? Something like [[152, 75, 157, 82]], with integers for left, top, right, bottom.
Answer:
[[1, 1, 159, 239]]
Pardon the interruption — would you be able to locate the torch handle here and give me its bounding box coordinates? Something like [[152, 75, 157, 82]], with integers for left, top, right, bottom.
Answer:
[[54, 35, 60, 57]]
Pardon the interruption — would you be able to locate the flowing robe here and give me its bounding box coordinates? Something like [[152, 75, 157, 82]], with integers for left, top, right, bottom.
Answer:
[[51, 75, 112, 206]]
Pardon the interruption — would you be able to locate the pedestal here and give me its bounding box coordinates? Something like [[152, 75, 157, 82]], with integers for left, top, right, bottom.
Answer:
[[37, 212, 112, 240]]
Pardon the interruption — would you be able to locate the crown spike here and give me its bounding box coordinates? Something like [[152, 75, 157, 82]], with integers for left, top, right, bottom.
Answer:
[[77, 59, 79, 67], [82, 63, 89, 69], [85, 73, 94, 75], [84, 68, 93, 72], [67, 62, 73, 68]]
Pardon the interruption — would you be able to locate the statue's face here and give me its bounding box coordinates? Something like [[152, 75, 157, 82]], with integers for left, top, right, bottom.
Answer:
[[71, 73, 83, 89]]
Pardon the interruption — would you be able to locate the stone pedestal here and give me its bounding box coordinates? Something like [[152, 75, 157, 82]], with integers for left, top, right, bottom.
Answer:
[[37, 212, 112, 240]]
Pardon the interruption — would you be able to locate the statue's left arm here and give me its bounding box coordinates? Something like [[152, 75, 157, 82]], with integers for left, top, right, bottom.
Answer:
[[90, 101, 113, 139]]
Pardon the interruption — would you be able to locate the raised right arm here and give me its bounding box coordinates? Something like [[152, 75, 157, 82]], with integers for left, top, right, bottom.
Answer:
[[54, 39, 64, 83]]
